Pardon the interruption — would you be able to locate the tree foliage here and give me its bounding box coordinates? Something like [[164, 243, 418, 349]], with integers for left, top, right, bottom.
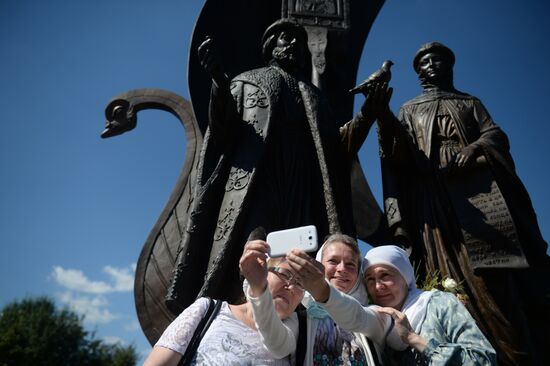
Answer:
[[0, 297, 138, 366]]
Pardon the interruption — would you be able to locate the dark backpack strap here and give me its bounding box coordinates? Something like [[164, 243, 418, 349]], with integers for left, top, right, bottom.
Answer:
[[366, 337, 381, 366], [197, 299, 222, 340], [295, 309, 307, 366], [179, 298, 222, 366]]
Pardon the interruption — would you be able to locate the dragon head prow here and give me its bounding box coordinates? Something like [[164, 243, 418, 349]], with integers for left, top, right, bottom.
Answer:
[[101, 99, 137, 138]]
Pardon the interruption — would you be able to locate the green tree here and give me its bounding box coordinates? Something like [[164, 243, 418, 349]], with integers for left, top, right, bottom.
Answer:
[[0, 297, 138, 366]]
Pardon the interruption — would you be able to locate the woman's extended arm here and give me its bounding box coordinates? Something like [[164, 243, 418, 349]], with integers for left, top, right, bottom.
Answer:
[[240, 240, 299, 359], [319, 284, 404, 349], [247, 287, 299, 358], [286, 249, 405, 350], [143, 347, 181, 366]]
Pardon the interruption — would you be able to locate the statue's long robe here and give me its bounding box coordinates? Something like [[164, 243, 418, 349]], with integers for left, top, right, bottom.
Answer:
[[167, 65, 371, 310], [380, 89, 549, 365]]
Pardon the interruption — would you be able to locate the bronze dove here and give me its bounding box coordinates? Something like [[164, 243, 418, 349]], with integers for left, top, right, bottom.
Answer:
[[349, 60, 393, 94]]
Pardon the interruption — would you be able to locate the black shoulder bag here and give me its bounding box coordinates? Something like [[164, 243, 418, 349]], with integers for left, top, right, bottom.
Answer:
[[179, 298, 222, 366]]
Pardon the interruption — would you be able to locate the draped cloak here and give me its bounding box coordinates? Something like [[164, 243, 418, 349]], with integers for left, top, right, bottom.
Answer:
[[381, 89, 547, 268], [380, 89, 549, 365], [166, 65, 369, 311]]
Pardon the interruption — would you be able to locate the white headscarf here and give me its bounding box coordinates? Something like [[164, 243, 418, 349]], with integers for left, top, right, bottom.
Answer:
[[364, 245, 434, 332], [302, 240, 368, 318]]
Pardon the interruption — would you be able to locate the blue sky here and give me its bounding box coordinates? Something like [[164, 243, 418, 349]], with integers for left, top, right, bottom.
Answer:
[[1, 0, 549, 362]]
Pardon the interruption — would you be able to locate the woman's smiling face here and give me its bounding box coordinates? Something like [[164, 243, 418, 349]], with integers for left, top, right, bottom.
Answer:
[[321, 241, 359, 294], [364, 264, 409, 310]]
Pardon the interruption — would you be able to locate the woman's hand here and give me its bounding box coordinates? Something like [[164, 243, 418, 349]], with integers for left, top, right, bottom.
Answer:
[[286, 249, 329, 302], [239, 240, 270, 297], [376, 307, 428, 352]]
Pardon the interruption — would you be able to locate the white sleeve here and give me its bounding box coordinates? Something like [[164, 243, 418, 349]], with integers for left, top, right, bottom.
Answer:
[[155, 297, 211, 355], [319, 283, 406, 350], [247, 287, 299, 359]]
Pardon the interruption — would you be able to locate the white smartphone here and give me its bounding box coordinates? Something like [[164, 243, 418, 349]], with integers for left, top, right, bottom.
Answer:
[[267, 225, 318, 257]]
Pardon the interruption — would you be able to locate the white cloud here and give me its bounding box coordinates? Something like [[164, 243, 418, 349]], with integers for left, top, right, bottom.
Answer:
[[51, 264, 136, 326], [51, 264, 135, 294], [58, 291, 117, 324], [52, 266, 112, 294], [103, 265, 134, 292]]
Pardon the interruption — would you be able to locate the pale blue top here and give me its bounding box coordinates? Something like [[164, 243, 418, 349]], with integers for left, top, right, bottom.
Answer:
[[387, 291, 497, 366]]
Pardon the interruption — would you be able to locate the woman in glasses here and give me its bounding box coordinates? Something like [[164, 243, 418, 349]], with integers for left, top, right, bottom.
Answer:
[[144, 240, 304, 365], [244, 233, 402, 365]]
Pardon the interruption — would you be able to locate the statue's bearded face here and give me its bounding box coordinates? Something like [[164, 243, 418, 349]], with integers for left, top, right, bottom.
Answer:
[[417, 52, 452, 84], [272, 29, 306, 71]]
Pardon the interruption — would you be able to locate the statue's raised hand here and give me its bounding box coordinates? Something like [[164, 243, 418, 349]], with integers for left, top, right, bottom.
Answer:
[[198, 36, 228, 88], [360, 82, 393, 122]]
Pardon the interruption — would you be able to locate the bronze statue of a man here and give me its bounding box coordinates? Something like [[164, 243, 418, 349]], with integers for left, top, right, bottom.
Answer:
[[374, 42, 549, 365], [165, 19, 378, 312]]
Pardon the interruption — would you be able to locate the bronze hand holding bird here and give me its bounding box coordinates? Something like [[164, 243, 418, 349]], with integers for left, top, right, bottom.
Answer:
[[349, 60, 393, 94]]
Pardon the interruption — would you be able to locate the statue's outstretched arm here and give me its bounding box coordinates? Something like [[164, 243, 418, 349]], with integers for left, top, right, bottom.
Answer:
[[198, 36, 229, 90], [198, 36, 238, 146], [340, 82, 393, 156]]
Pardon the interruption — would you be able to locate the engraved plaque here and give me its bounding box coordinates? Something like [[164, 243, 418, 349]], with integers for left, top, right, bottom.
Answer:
[[283, 0, 349, 29], [446, 162, 528, 269]]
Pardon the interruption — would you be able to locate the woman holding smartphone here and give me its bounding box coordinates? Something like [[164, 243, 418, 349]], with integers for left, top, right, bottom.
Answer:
[[143, 240, 304, 366], [245, 233, 402, 365]]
